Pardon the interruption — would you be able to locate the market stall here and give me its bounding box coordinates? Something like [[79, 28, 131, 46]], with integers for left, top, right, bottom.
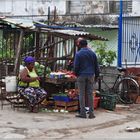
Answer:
[[32, 28, 108, 111], [0, 17, 108, 111]]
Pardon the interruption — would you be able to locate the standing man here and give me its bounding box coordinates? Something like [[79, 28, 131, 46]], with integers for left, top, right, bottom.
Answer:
[[74, 39, 99, 119]]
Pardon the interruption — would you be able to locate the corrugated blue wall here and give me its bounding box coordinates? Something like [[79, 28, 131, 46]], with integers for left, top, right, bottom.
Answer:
[[121, 16, 140, 67]]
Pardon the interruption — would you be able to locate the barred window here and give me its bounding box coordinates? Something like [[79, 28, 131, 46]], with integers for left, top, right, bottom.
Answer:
[[109, 0, 132, 14]]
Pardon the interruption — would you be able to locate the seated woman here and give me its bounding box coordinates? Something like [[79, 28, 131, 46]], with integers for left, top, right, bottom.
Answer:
[[18, 56, 47, 112]]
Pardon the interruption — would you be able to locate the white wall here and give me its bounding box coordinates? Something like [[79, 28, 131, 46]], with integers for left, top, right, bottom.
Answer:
[[0, 0, 66, 16], [132, 0, 140, 15], [1, 0, 140, 19]]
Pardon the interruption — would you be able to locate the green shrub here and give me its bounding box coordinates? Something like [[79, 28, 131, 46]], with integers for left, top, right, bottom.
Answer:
[[92, 41, 116, 66]]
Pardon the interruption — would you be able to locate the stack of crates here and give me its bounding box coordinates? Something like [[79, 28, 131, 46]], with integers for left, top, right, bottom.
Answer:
[[53, 93, 79, 111], [54, 100, 78, 112], [97, 92, 117, 111]]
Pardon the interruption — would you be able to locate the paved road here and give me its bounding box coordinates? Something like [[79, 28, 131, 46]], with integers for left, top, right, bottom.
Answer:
[[0, 104, 140, 139]]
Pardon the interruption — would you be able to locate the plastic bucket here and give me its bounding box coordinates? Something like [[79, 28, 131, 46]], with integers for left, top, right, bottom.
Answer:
[[5, 76, 17, 92]]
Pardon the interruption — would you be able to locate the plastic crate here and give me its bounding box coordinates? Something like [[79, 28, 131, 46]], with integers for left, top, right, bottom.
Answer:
[[98, 92, 117, 111], [53, 95, 74, 102], [94, 97, 100, 109], [53, 95, 61, 101]]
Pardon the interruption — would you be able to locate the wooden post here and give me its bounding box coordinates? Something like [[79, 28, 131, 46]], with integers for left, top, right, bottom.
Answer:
[[14, 29, 24, 76], [48, 6, 50, 25], [35, 31, 40, 60], [54, 6, 56, 23]]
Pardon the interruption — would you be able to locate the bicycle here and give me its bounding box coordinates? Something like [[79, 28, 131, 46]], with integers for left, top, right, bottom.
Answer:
[[98, 66, 140, 104]]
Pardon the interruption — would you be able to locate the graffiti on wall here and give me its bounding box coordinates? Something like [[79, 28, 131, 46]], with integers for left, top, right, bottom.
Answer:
[[129, 33, 140, 65]]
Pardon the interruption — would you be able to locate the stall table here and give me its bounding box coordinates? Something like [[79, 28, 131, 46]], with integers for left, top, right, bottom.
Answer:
[[43, 77, 76, 97], [45, 77, 76, 84], [43, 77, 78, 111]]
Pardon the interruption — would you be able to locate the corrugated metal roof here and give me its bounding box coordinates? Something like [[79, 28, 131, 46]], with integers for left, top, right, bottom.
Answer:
[[0, 18, 35, 29], [81, 25, 118, 29], [51, 29, 90, 36], [34, 23, 82, 30], [0, 17, 108, 41], [50, 29, 108, 41]]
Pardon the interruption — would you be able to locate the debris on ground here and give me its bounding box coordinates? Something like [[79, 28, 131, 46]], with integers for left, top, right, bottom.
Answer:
[[125, 126, 140, 132]]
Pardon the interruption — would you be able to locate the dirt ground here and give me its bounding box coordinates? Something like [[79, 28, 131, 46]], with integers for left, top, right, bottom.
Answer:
[[0, 104, 140, 139]]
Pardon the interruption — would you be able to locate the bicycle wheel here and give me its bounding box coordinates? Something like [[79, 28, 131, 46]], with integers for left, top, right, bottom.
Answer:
[[114, 77, 139, 104]]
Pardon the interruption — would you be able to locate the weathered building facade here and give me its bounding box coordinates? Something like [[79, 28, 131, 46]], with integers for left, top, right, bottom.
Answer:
[[0, 0, 135, 25]]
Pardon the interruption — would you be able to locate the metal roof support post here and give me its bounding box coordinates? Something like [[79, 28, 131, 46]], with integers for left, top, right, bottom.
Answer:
[[14, 29, 24, 76], [118, 0, 123, 67], [48, 7, 50, 25], [35, 31, 40, 60]]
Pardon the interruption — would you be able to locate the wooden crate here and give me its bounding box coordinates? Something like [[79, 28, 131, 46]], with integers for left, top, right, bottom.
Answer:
[[55, 100, 78, 112], [41, 99, 54, 105]]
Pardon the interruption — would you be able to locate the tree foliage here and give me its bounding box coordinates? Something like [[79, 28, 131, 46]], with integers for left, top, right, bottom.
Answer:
[[92, 41, 117, 66]]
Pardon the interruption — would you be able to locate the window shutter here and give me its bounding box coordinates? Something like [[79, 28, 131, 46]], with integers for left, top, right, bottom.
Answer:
[[126, 0, 132, 13]]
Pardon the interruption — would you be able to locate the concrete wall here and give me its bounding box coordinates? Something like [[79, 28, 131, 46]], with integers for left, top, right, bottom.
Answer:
[[132, 0, 140, 15], [0, 0, 108, 16], [0, 0, 110, 23], [99, 66, 118, 91], [67, 1, 107, 14], [0, 0, 66, 16], [1, 0, 139, 17], [0, 0, 139, 24]]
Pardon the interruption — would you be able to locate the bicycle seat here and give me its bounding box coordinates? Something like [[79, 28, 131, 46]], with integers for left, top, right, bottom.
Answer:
[[117, 67, 126, 72]]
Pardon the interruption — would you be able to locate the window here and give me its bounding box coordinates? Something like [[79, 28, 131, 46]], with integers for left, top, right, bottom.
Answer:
[[109, 0, 132, 14], [66, 0, 132, 15], [66, 1, 86, 14]]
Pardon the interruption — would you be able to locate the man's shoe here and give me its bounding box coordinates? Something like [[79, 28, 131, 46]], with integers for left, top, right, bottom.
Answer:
[[89, 114, 96, 119], [75, 114, 87, 118]]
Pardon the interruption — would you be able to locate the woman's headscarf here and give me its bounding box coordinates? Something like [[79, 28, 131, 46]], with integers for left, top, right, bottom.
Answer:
[[24, 56, 35, 64]]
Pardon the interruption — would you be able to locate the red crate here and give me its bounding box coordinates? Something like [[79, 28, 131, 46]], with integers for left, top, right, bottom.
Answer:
[[94, 97, 100, 109]]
